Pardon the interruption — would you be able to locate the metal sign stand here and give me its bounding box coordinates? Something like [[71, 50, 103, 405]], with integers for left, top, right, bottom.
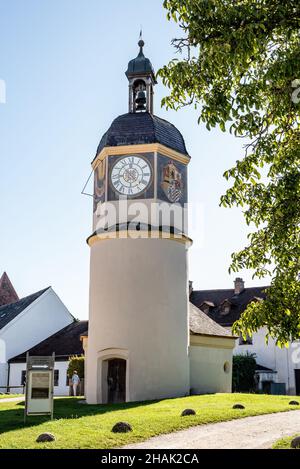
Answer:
[[24, 353, 55, 423]]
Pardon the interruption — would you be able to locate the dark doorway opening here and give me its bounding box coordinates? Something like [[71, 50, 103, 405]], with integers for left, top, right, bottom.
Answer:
[[107, 358, 126, 404], [262, 381, 272, 394], [295, 369, 300, 395]]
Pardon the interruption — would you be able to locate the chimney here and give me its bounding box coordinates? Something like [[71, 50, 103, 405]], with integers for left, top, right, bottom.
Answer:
[[234, 277, 245, 295]]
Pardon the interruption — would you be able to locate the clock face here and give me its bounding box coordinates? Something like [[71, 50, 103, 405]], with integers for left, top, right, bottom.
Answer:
[[110, 155, 152, 197]]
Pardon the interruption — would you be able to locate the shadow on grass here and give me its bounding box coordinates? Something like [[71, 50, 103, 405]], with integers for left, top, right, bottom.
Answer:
[[0, 397, 159, 436]]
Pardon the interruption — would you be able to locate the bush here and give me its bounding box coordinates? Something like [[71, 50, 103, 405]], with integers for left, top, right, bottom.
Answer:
[[232, 353, 257, 392], [67, 355, 85, 380]]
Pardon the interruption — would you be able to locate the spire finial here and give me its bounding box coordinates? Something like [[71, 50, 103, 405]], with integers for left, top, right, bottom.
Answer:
[[138, 28, 144, 51]]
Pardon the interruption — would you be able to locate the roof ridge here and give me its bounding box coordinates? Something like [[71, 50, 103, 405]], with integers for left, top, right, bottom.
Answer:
[[0, 286, 51, 312], [192, 285, 269, 294]]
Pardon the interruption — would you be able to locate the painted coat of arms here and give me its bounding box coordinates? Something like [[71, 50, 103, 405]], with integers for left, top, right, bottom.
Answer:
[[93, 160, 106, 212], [161, 160, 183, 203]]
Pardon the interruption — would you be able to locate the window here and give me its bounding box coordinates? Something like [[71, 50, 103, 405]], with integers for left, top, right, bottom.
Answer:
[[54, 370, 59, 387], [220, 300, 231, 316], [21, 370, 26, 386], [239, 334, 253, 345]]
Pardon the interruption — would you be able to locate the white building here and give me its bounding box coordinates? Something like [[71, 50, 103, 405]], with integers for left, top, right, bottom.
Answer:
[[0, 272, 75, 393], [9, 320, 87, 396], [190, 278, 300, 395]]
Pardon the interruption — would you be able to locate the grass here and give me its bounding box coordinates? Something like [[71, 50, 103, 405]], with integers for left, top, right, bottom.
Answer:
[[0, 394, 23, 400], [272, 435, 300, 449], [0, 393, 298, 449]]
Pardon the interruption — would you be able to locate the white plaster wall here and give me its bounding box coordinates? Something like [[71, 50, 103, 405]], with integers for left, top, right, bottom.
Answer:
[[8, 363, 26, 393], [86, 238, 190, 403], [53, 361, 70, 396], [0, 363, 8, 389], [0, 288, 73, 389], [9, 361, 70, 396], [232, 327, 300, 394], [189, 345, 233, 394]]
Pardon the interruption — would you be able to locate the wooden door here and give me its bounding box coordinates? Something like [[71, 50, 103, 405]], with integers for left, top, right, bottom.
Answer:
[[107, 359, 126, 403]]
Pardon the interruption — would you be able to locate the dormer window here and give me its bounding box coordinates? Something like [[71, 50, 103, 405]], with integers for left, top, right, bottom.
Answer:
[[220, 299, 231, 315], [239, 334, 253, 345], [199, 301, 215, 315]]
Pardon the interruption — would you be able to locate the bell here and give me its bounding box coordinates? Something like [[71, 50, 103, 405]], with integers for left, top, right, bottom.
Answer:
[[135, 90, 146, 111]]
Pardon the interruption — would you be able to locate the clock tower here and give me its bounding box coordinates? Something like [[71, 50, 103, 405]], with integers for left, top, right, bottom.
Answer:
[[86, 39, 192, 404]]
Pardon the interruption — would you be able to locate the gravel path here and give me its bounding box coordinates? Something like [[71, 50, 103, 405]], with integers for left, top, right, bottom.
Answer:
[[124, 410, 300, 449]]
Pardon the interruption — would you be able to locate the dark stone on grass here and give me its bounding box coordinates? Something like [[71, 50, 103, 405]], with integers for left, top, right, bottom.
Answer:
[[232, 404, 245, 409], [181, 408, 196, 417], [111, 422, 132, 433], [36, 433, 55, 443], [289, 400, 299, 406], [291, 436, 300, 449]]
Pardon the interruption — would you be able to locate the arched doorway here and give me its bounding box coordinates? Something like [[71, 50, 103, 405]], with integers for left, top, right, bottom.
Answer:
[[106, 358, 126, 404]]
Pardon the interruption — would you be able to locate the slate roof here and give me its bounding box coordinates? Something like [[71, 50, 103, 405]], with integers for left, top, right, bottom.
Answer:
[[125, 44, 155, 79], [94, 112, 189, 160], [76, 307, 233, 342], [189, 303, 234, 338], [190, 286, 268, 327], [0, 287, 50, 330], [0, 272, 19, 307], [9, 320, 88, 362]]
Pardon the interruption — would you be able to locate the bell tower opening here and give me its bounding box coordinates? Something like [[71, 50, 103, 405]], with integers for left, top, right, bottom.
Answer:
[[126, 35, 157, 114], [133, 79, 147, 112]]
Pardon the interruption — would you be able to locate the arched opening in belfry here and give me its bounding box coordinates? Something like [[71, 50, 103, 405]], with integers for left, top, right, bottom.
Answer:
[[133, 79, 147, 112]]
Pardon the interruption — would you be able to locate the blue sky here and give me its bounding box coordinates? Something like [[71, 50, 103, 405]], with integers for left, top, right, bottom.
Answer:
[[0, 0, 270, 319]]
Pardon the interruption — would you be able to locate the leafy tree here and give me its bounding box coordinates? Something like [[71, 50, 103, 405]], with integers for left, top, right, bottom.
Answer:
[[159, 0, 300, 345], [232, 353, 257, 392], [67, 355, 85, 380]]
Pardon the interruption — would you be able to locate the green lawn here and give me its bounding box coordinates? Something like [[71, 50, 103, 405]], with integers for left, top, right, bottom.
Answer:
[[0, 393, 298, 449], [0, 394, 23, 400], [272, 435, 300, 449]]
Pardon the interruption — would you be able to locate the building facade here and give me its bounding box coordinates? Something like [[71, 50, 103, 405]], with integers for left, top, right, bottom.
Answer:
[[9, 321, 87, 396], [0, 273, 74, 393], [190, 277, 300, 395]]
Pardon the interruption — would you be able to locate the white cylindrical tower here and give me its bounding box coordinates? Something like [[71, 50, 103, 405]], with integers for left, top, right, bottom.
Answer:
[[85, 39, 192, 404]]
